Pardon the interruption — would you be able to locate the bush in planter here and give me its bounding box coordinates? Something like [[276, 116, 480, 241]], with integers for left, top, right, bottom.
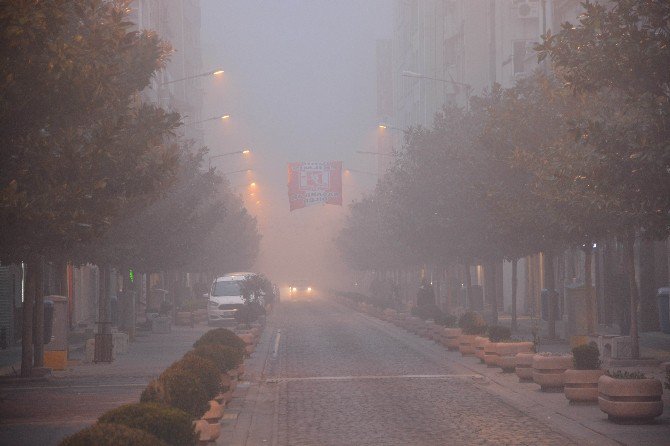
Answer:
[[410, 304, 443, 321], [187, 344, 243, 374], [141, 356, 220, 418], [607, 370, 647, 379], [194, 328, 246, 354], [59, 423, 167, 446], [434, 313, 457, 328], [98, 403, 197, 446], [170, 355, 221, 399], [572, 342, 600, 370], [458, 311, 487, 335], [487, 325, 511, 342]]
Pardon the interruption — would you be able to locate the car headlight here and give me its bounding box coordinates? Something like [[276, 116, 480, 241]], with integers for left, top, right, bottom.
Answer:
[[307, 287, 312, 292], [209, 300, 218, 307], [292, 287, 297, 292]]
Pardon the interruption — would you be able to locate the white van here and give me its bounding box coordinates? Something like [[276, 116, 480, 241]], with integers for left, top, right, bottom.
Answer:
[[206, 272, 255, 326]]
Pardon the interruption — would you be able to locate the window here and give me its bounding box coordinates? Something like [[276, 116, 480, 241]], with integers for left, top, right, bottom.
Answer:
[[212, 281, 242, 297]]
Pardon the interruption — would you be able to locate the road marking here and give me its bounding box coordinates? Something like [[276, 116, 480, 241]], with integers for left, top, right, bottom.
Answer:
[[272, 329, 281, 358], [265, 373, 481, 383], [1, 383, 147, 391]]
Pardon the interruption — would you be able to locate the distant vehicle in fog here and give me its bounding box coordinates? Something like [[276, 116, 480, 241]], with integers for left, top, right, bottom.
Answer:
[[288, 279, 313, 298]]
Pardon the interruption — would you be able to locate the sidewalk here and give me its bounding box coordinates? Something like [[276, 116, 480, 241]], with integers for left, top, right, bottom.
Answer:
[[0, 324, 208, 446]]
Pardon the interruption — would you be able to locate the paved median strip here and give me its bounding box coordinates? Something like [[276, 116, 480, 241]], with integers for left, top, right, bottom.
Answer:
[[265, 373, 482, 383]]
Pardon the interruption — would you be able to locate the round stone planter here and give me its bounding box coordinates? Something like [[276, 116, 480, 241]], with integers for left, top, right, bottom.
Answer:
[[497, 342, 533, 373], [483, 342, 500, 367], [598, 375, 664, 423], [564, 369, 605, 404], [443, 328, 462, 351], [515, 352, 535, 382], [532, 355, 573, 392], [458, 334, 477, 356], [474, 337, 490, 363]]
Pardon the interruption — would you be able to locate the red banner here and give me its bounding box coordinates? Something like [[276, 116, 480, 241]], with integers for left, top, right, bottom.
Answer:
[[287, 161, 343, 211]]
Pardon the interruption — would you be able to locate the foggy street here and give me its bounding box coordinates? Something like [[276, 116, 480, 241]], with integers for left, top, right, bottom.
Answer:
[[225, 297, 578, 446]]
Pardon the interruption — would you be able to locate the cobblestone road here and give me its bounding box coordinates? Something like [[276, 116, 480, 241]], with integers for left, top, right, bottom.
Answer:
[[267, 298, 574, 446]]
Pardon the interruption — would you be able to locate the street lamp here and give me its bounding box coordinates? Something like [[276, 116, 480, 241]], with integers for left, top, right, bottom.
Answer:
[[208, 148, 251, 169], [401, 70, 472, 109], [378, 124, 403, 132], [221, 168, 253, 175], [162, 69, 225, 85], [344, 168, 378, 176], [184, 114, 230, 127], [356, 150, 395, 158]]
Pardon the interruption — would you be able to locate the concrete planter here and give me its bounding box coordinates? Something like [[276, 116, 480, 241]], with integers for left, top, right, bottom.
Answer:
[[598, 375, 664, 423], [483, 342, 500, 367], [458, 334, 477, 356], [497, 342, 534, 372], [515, 352, 535, 382], [443, 328, 462, 351], [564, 369, 605, 404], [202, 400, 224, 423], [474, 337, 490, 363], [532, 355, 573, 392], [194, 419, 221, 443]]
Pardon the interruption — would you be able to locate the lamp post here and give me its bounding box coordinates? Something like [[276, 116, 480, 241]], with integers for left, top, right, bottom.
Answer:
[[208, 149, 251, 169], [162, 69, 224, 85], [401, 70, 472, 111], [356, 150, 395, 158], [184, 114, 230, 127], [221, 168, 253, 176]]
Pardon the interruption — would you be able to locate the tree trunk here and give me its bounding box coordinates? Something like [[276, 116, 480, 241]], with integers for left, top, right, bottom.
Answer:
[[20, 261, 35, 377], [583, 247, 595, 334], [623, 233, 640, 359], [32, 257, 44, 368], [543, 251, 557, 339], [511, 258, 518, 332], [464, 262, 472, 308], [98, 265, 110, 335], [485, 262, 498, 325]]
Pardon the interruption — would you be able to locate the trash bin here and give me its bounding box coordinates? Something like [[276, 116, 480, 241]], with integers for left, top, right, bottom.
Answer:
[[43, 299, 54, 345], [657, 288, 670, 334]]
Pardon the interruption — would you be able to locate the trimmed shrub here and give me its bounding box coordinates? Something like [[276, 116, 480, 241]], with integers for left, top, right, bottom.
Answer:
[[59, 423, 167, 446], [187, 344, 243, 374], [434, 313, 458, 328], [154, 365, 210, 417], [98, 403, 197, 446], [169, 355, 221, 400], [194, 328, 246, 353], [607, 370, 647, 379], [572, 342, 600, 370], [410, 303, 443, 321], [458, 312, 487, 335], [487, 325, 511, 342]]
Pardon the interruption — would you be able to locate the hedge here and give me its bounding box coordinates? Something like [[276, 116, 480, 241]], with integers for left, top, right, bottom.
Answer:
[[186, 344, 243, 374], [193, 328, 246, 353], [98, 403, 197, 446], [58, 423, 167, 446]]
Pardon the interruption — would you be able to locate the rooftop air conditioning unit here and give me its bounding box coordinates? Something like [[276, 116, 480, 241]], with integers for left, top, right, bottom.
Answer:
[[515, 0, 540, 19]]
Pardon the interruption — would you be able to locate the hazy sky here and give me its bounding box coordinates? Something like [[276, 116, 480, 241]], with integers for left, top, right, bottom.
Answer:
[[199, 1, 392, 287]]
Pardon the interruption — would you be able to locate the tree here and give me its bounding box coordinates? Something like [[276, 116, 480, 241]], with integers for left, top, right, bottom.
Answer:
[[537, 0, 670, 357], [0, 0, 179, 376]]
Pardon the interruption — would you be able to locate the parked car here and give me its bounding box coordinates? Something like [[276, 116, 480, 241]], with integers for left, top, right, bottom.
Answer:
[[205, 272, 256, 326]]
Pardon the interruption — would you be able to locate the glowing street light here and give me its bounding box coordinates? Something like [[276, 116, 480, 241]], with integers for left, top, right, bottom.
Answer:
[[185, 114, 230, 127], [378, 124, 403, 132], [208, 148, 250, 169], [163, 68, 225, 85]]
